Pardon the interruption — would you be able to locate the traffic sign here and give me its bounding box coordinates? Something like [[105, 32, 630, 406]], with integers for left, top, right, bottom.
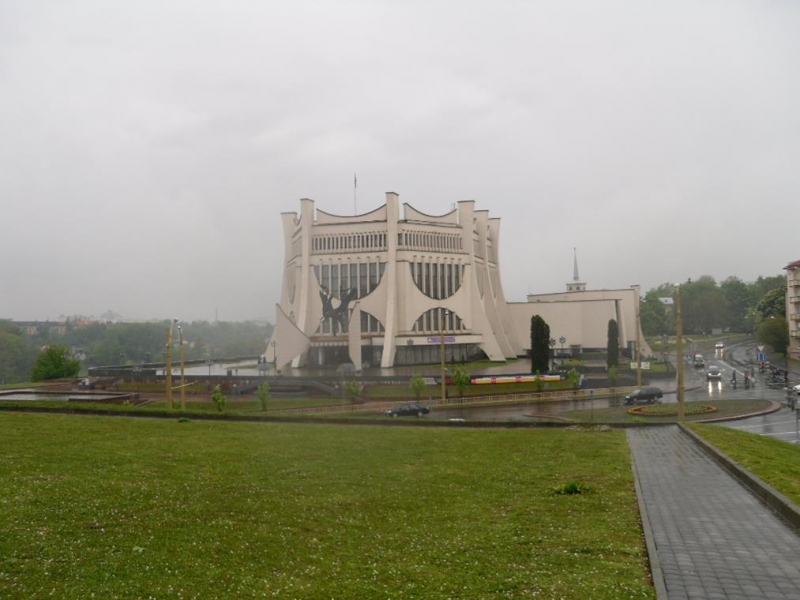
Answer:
[[758, 345, 765, 352], [757, 353, 767, 362]]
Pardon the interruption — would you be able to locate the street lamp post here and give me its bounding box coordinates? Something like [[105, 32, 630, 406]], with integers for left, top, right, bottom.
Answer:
[[133, 364, 142, 395], [441, 308, 450, 403], [165, 319, 178, 410], [178, 325, 186, 410], [549, 338, 556, 370], [675, 288, 685, 422], [272, 340, 277, 369], [559, 336, 566, 366]]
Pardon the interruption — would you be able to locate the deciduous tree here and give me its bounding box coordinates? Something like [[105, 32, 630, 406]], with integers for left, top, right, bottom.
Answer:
[[758, 317, 789, 358], [451, 365, 470, 398], [30, 345, 80, 382], [409, 374, 426, 400], [211, 385, 227, 412], [256, 382, 271, 411]]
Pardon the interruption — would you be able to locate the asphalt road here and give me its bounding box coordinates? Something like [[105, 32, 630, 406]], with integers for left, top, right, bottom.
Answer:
[[689, 340, 800, 445]]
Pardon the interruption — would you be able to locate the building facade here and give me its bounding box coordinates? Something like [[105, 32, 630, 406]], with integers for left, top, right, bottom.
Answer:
[[507, 286, 649, 357], [269, 193, 521, 369], [786, 259, 800, 362], [506, 247, 650, 359]]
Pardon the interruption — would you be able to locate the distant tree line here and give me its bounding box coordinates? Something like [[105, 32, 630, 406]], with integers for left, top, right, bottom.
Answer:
[[0, 319, 273, 384], [639, 274, 786, 337]]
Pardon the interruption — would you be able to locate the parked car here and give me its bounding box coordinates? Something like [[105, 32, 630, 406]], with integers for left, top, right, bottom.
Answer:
[[623, 386, 663, 405], [384, 402, 430, 417], [707, 366, 722, 381]]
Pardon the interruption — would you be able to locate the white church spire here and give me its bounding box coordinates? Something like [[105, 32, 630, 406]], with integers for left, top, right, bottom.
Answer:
[[567, 248, 586, 292]]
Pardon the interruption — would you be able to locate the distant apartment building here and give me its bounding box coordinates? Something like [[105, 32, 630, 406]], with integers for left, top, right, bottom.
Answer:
[[786, 259, 800, 361], [14, 321, 67, 336]]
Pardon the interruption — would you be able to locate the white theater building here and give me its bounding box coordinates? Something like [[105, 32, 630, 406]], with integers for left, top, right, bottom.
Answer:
[[267, 193, 647, 370]]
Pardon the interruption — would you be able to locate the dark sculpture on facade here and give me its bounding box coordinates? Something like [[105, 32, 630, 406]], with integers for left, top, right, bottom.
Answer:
[[319, 286, 358, 335]]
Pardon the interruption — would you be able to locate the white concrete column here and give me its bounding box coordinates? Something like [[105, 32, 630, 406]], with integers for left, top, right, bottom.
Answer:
[[380, 192, 400, 367]]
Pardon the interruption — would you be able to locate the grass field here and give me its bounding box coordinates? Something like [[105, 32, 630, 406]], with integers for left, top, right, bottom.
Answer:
[[560, 399, 774, 424], [0, 396, 353, 415], [0, 413, 653, 599], [688, 423, 800, 505]]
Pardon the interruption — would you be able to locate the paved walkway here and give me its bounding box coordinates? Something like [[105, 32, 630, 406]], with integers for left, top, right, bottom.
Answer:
[[628, 426, 800, 599]]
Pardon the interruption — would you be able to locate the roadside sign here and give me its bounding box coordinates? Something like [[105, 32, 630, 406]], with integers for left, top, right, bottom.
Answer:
[[758, 345, 765, 352], [757, 353, 767, 362]]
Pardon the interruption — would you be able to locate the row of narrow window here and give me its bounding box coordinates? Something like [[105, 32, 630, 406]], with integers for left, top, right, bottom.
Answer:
[[310, 230, 465, 254], [410, 262, 464, 300], [312, 232, 386, 253], [314, 261, 386, 300], [412, 308, 465, 333], [399, 230, 462, 252]]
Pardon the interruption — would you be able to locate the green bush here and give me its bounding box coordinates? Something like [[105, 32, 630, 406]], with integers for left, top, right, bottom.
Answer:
[[211, 385, 227, 412]]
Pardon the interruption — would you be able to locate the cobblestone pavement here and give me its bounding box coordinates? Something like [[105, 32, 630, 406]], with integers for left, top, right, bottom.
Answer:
[[628, 426, 800, 599]]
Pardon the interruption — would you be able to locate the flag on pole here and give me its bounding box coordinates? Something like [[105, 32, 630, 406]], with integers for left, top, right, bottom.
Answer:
[[354, 173, 357, 188]]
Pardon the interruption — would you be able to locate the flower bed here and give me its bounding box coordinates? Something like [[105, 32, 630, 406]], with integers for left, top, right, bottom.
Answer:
[[627, 404, 717, 417]]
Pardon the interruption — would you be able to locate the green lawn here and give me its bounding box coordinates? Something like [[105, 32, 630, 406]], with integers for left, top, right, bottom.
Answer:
[[0, 413, 653, 599], [560, 399, 774, 424], [0, 396, 353, 415], [688, 423, 800, 505]]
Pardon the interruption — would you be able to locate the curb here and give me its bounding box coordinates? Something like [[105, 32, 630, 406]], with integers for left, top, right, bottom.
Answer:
[[628, 435, 668, 600], [696, 399, 784, 423], [678, 423, 800, 532]]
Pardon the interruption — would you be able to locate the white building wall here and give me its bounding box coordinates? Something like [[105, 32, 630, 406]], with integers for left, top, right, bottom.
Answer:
[[272, 194, 517, 368], [509, 285, 651, 356]]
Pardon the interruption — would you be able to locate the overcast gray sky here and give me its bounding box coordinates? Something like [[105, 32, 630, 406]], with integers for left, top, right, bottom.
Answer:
[[2, 1, 798, 322]]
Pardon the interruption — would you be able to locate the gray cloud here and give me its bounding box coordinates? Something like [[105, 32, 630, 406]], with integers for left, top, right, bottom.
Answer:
[[1, 0, 798, 321]]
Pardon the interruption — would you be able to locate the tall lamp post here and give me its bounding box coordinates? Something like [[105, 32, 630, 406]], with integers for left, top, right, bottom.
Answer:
[[165, 319, 178, 410], [440, 308, 450, 403], [133, 364, 142, 395], [164, 319, 178, 410], [675, 288, 685, 422], [549, 338, 556, 370], [559, 336, 566, 366], [635, 303, 642, 387], [177, 325, 186, 410]]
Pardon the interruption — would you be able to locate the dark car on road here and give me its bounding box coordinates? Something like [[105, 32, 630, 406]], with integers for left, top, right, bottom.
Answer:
[[707, 365, 722, 381], [384, 402, 430, 417], [623, 386, 663, 405]]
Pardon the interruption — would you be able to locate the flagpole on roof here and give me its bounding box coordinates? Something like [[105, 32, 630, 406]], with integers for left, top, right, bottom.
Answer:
[[354, 173, 357, 215]]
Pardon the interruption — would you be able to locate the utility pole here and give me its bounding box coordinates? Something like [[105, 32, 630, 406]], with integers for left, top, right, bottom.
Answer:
[[165, 320, 176, 410], [636, 302, 642, 387], [178, 325, 186, 410], [675, 288, 685, 422]]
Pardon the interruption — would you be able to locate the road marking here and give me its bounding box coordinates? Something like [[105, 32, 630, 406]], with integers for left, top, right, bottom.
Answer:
[[731, 419, 799, 430]]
